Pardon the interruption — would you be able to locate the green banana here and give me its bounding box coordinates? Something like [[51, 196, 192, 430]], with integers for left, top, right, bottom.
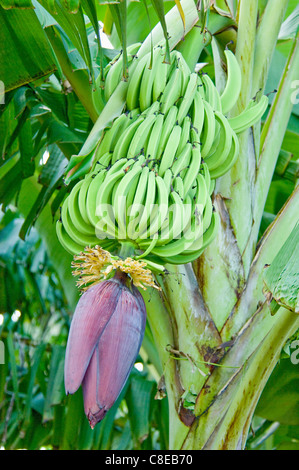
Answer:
[[61, 196, 99, 248], [152, 52, 171, 102], [201, 162, 212, 197], [127, 112, 156, 159], [145, 112, 164, 161], [103, 52, 124, 103], [67, 180, 96, 236], [161, 210, 220, 264], [139, 47, 163, 112], [112, 114, 144, 163], [201, 73, 222, 112], [151, 196, 196, 257], [176, 72, 198, 125], [200, 100, 216, 158], [201, 194, 213, 233], [156, 105, 178, 159], [85, 170, 107, 228], [104, 42, 142, 103], [126, 53, 150, 110], [96, 113, 131, 159], [95, 159, 136, 238], [127, 165, 150, 239], [160, 65, 183, 115], [172, 49, 192, 95], [209, 178, 216, 195], [176, 115, 191, 155], [143, 173, 169, 240], [186, 210, 220, 254], [167, 191, 191, 241], [228, 95, 269, 133], [191, 90, 205, 137], [163, 168, 173, 193], [196, 74, 206, 99], [136, 169, 156, 239], [172, 175, 185, 199], [194, 173, 208, 210], [220, 49, 242, 115], [204, 111, 233, 171], [209, 128, 240, 179], [113, 159, 144, 239], [158, 125, 182, 177], [171, 142, 192, 179], [56, 220, 84, 256], [182, 142, 202, 195], [78, 173, 95, 225]]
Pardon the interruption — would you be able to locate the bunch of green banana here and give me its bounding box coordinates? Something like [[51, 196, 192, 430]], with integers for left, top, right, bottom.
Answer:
[[57, 45, 269, 271], [56, 145, 218, 268]]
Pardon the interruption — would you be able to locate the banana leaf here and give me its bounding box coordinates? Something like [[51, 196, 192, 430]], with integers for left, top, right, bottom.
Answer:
[[0, 5, 56, 92], [263, 222, 299, 314]]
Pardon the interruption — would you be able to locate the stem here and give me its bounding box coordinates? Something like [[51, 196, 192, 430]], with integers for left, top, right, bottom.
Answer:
[[161, 264, 223, 386], [155, 263, 223, 448], [250, 0, 289, 172], [243, 30, 299, 267], [251, 0, 289, 97], [193, 194, 245, 331], [174, 186, 299, 449], [222, 185, 299, 340], [234, 0, 259, 114], [45, 26, 98, 123], [141, 287, 189, 450], [216, 0, 258, 276], [138, 0, 199, 57], [118, 241, 135, 259], [175, 11, 236, 72], [206, 308, 299, 449]]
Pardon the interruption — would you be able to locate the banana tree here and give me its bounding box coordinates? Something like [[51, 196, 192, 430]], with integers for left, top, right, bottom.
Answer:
[[0, 0, 299, 450]]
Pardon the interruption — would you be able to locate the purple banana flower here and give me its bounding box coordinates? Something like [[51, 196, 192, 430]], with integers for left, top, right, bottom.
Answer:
[[64, 271, 147, 428]]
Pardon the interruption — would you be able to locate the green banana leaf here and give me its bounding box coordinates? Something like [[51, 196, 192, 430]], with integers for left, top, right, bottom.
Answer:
[[255, 357, 299, 425], [0, 5, 56, 92], [0, 0, 33, 8], [263, 222, 299, 314]]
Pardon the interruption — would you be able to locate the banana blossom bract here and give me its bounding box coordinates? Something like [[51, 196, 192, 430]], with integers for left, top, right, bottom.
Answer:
[[64, 272, 147, 428]]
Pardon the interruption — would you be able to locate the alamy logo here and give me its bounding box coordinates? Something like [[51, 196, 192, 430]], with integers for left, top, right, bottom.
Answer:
[[291, 80, 299, 105], [290, 339, 299, 365]]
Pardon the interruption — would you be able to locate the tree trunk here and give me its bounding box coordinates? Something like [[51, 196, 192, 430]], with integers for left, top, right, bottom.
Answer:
[[145, 187, 299, 449]]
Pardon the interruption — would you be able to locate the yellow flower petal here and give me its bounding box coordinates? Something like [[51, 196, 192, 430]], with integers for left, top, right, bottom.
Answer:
[[72, 246, 160, 291]]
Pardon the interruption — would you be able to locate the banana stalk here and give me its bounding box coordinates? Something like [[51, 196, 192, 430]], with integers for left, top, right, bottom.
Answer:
[[215, 0, 259, 277], [174, 8, 236, 72], [252, 0, 289, 97], [244, 29, 299, 268], [183, 306, 299, 450], [153, 186, 299, 449], [192, 194, 246, 331], [223, 186, 299, 339]]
